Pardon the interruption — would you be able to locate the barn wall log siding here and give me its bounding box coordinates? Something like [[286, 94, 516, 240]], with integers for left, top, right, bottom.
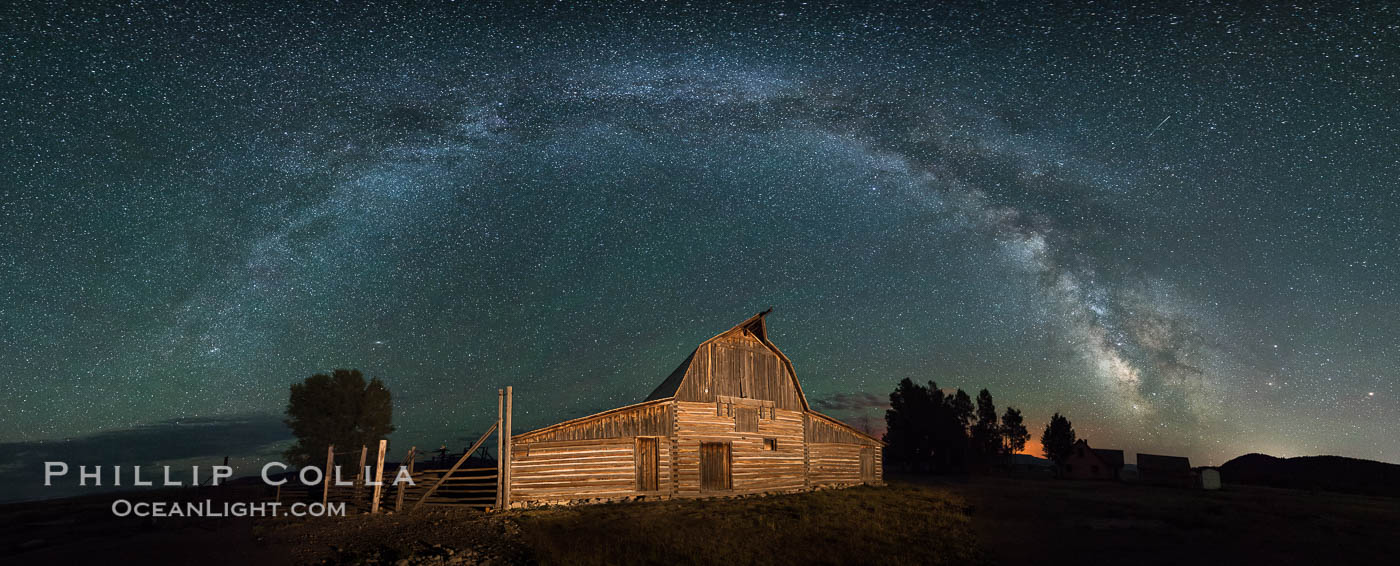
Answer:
[[805, 413, 883, 486], [510, 436, 674, 502], [807, 443, 879, 486], [506, 312, 882, 507], [672, 402, 807, 496]]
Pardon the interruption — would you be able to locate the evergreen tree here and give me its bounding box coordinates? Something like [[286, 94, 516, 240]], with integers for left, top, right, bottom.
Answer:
[[1000, 407, 1030, 456], [970, 389, 1000, 469], [1040, 412, 1076, 465], [884, 378, 934, 471], [941, 389, 973, 471], [949, 389, 974, 433]]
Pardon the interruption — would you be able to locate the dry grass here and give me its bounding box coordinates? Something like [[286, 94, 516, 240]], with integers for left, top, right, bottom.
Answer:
[[513, 485, 986, 566]]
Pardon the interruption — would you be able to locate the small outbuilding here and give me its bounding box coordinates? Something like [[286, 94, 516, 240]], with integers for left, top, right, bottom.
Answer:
[[1199, 467, 1222, 490], [1137, 453, 1194, 487], [507, 310, 883, 506]]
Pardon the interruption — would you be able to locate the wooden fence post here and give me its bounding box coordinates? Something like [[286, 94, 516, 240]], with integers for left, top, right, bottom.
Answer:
[[355, 445, 368, 502], [395, 446, 415, 512], [322, 444, 334, 507], [496, 388, 504, 510], [371, 439, 387, 514], [503, 386, 512, 510]]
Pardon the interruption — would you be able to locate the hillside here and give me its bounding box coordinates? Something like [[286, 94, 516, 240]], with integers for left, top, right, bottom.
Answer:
[[1220, 453, 1400, 497]]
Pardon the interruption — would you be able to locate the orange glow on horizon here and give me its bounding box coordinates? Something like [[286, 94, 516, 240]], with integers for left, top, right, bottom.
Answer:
[[1018, 437, 1044, 458]]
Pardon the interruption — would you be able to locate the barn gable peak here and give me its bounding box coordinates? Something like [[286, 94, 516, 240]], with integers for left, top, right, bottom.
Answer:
[[644, 309, 808, 410]]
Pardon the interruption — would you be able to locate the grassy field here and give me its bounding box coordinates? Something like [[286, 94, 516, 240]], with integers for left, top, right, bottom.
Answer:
[[4, 477, 1398, 565], [513, 485, 984, 566], [255, 484, 985, 565]]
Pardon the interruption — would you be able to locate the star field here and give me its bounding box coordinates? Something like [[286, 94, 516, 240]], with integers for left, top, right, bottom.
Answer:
[[1, 1, 1396, 476]]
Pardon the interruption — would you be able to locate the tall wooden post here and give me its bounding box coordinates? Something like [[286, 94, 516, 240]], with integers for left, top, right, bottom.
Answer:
[[322, 444, 334, 507], [355, 445, 368, 501], [370, 439, 387, 514], [395, 446, 415, 512], [495, 388, 504, 510], [503, 386, 512, 510]]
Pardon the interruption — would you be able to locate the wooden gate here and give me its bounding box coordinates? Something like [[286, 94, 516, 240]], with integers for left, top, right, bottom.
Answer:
[[407, 386, 512, 511], [399, 462, 498, 510], [700, 442, 731, 492], [635, 437, 659, 491]]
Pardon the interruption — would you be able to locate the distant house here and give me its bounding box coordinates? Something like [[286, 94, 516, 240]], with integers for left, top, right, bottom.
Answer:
[[1061, 439, 1123, 480], [508, 311, 883, 507], [1137, 453, 1194, 487]]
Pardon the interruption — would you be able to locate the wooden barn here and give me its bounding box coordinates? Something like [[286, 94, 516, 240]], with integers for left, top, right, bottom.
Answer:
[[506, 310, 883, 507], [1060, 439, 1124, 481]]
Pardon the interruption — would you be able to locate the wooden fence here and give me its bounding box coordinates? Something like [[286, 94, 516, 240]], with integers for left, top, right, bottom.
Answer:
[[275, 386, 515, 513]]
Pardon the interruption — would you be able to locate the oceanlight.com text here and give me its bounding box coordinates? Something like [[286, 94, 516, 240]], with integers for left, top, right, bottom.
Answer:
[[110, 499, 346, 518]]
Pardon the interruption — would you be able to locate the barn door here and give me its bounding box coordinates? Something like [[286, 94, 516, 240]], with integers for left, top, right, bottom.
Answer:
[[700, 442, 731, 492], [860, 447, 875, 484], [635, 437, 659, 492]]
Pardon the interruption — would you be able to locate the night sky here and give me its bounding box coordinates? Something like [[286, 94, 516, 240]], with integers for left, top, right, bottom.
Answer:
[[2, 2, 1396, 495]]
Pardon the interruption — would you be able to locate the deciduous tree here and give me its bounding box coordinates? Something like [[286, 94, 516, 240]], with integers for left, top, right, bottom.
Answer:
[[283, 369, 395, 466]]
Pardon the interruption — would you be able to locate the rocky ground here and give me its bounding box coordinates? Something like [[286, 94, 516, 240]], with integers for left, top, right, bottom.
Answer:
[[257, 506, 530, 565]]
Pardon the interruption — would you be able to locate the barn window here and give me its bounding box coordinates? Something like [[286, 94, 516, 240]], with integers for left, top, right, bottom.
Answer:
[[764, 438, 777, 451], [735, 407, 758, 432]]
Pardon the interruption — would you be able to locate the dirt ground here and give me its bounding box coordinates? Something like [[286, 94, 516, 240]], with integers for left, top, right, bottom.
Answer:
[[2, 477, 1396, 565]]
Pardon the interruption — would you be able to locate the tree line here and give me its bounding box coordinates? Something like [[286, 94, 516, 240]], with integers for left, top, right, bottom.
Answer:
[[883, 378, 1083, 473], [882, 378, 1031, 472]]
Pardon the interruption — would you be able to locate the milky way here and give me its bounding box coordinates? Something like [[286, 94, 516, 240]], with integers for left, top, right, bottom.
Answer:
[[2, 2, 1396, 490]]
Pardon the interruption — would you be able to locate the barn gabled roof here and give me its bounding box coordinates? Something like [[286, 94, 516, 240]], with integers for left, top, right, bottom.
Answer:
[[644, 309, 810, 410], [644, 349, 695, 403]]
